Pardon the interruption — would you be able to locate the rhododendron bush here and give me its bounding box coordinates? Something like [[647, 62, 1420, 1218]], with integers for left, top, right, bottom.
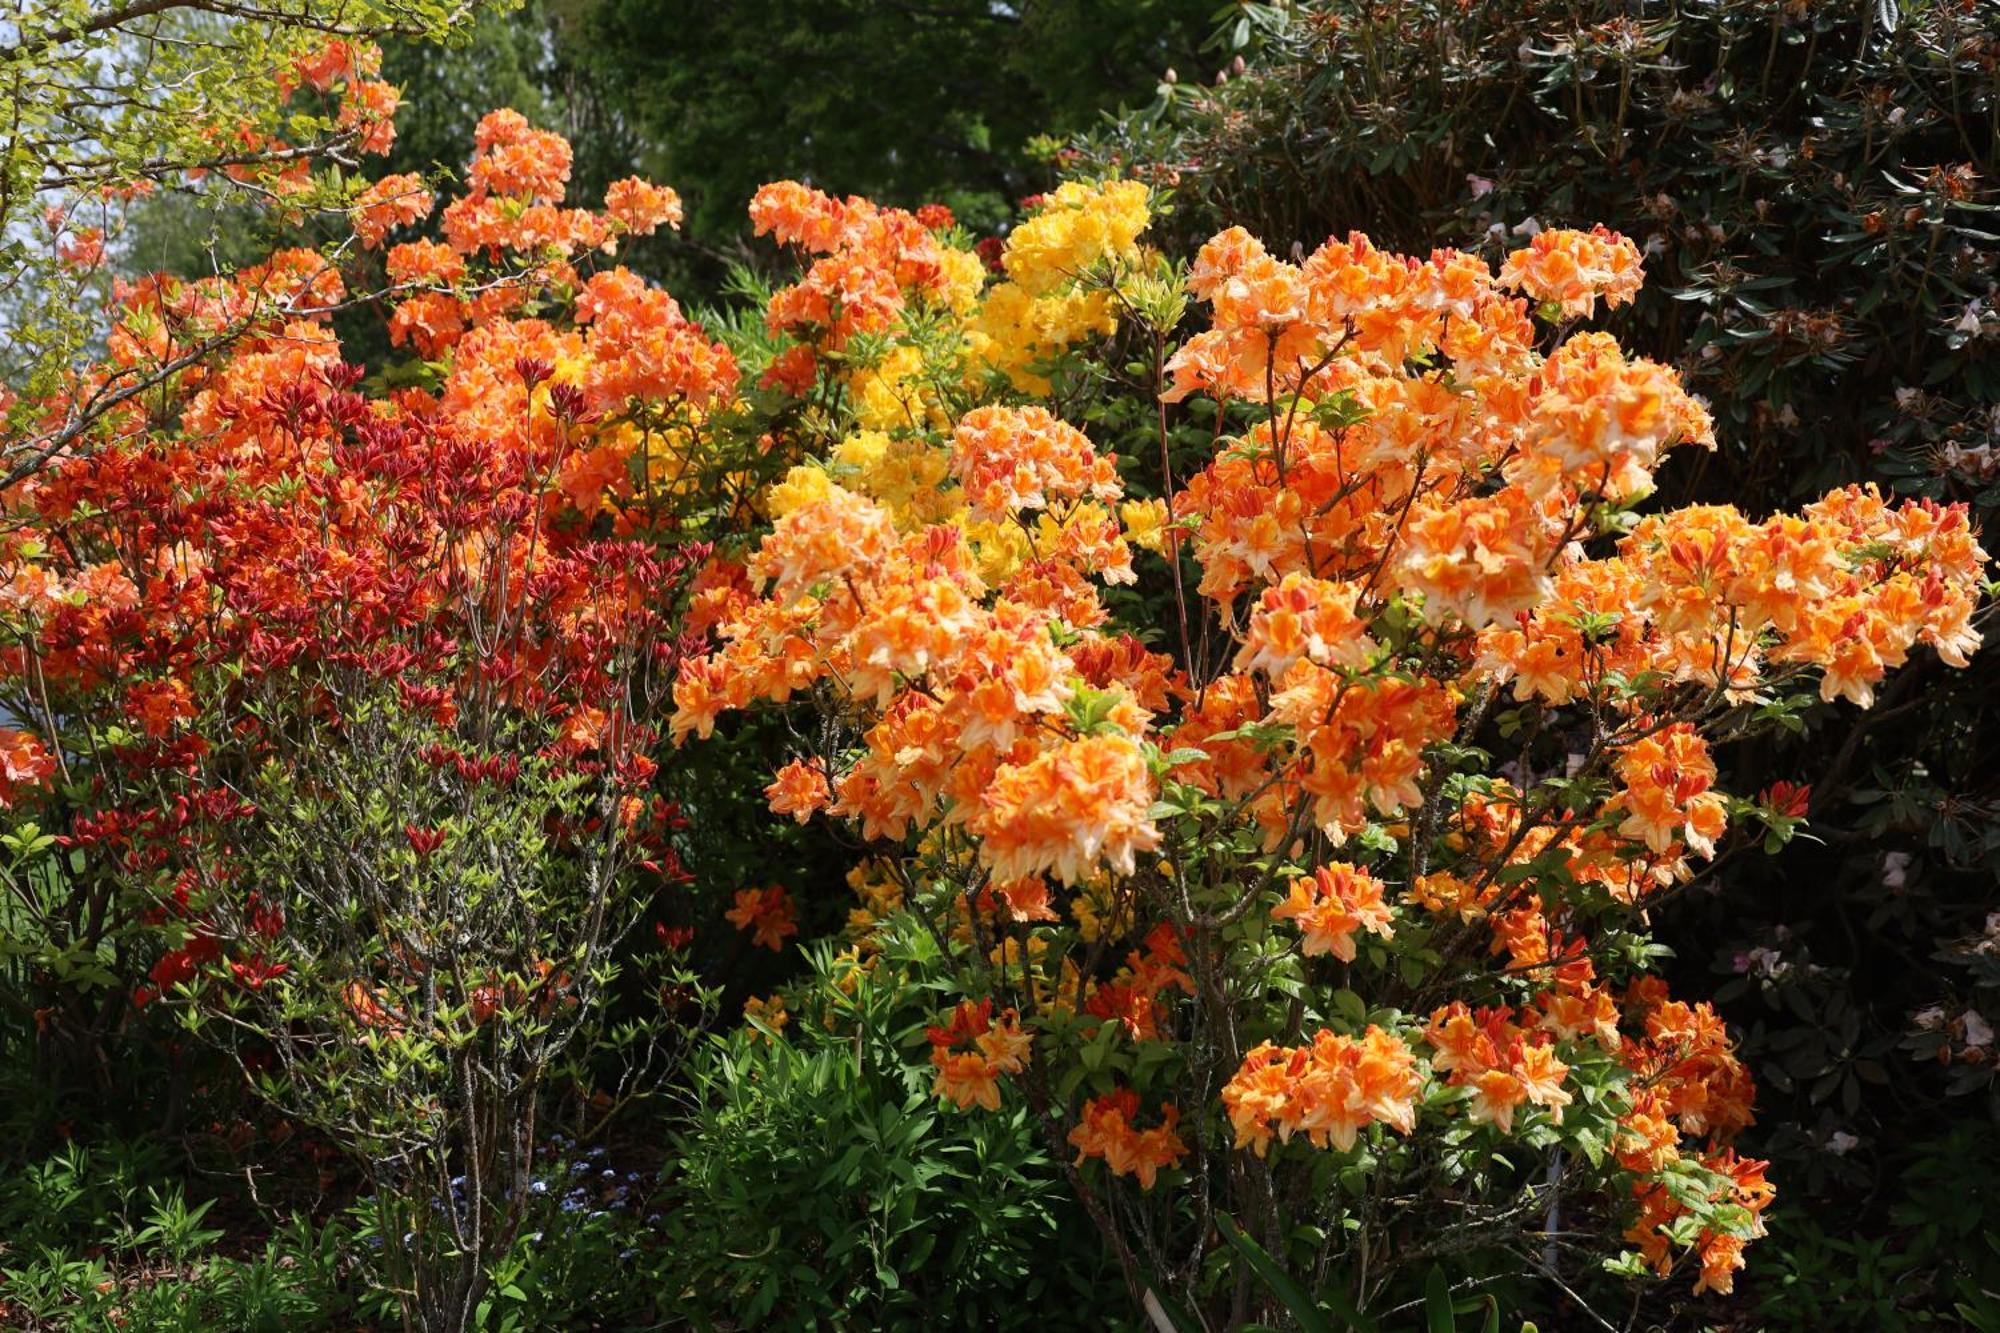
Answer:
[[0, 52, 1990, 1326], [669, 183, 1988, 1320]]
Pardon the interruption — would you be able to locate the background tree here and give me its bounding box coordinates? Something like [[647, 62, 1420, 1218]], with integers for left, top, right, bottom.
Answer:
[[576, 0, 1215, 238]]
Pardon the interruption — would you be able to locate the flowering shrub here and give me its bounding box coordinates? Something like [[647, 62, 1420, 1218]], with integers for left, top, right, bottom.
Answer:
[[1069, 0, 2000, 1287], [0, 83, 741, 1330], [672, 182, 1986, 1320]]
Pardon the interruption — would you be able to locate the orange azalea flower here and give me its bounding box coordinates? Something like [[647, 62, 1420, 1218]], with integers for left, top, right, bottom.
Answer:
[[973, 733, 1159, 886], [725, 885, 799, 952], [1423, 1002, 1572, 1134], [949, 403, 1122, 524], [1498, 225, 1644, 318], [1221, 1027, 1421, 1156], [351, 173, 433, 249], [603, 177, 682, 235], [1234, 573, 1376, 678], [0, 728, 57, 804], [927, 999, 1030, 1110], [1611, 723, 1728, 859], [1394, 487, 1554, 629], [1069, 1089, 1187, 1189], [1271, 862, 1394, 962], [765, 758, 833, 824]]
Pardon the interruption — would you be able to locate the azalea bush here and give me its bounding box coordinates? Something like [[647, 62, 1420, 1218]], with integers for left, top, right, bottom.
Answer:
[[669, 180, 1987, 1322], [0, 74, 750, 1329], [1065, 0, 2000, 1304]]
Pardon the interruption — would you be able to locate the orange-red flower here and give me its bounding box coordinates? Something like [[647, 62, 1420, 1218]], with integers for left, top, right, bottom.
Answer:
[[725, 885, 800, 952]]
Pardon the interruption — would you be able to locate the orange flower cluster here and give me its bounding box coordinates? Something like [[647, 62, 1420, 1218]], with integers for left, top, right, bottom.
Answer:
[[602, 177, 683, 235], [927, 998, 1032, 1111], [1621, 990, 1759, 1145], [972, 734, 1160, 886], [1234, 573, 1376, 677], [1575, 980, 1767, 1291], [751, 181, 967, 352], [949, 404, 1123, 524], [1480, 487, 1985, 714], [1611, 724, 1728, 859], [1221, 1027, 1421, 1155], [352, 173, 432, 249], [0, 728, 57, 806], [363, 109, 699, 362], [1497, 224, 1645, 317], [1081, 921, 1193, 1041], [573, 266, 741, 415], [1270, 862, 1393, 961], [1628, 1150, 1775, 1296], [724, 886, 799, 952], [764, 758, 833, 824], [1068, 1088, 1188, 1189], [1423, 1002, 1574, 1133]]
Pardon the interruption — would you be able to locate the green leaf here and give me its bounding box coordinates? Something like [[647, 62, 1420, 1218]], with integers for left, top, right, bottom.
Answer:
[[1424, 1266, 1453, 1333], [1216, 1213, 1356, 1333]]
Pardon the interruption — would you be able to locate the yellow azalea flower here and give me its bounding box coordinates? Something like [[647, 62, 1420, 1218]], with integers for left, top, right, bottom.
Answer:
[[1003, 179, 1151, 297], [767, 464, 835, 520], [1070, 874, 1121, 944], [1120, 498, 1170, 554], [966, 282, 1120, 394], [743, 993, 788, 1039], [935, 244, 989, 314], [832, 429, 957, 528], [848, 344, 942, 432], [961, 515, 1031, 586]]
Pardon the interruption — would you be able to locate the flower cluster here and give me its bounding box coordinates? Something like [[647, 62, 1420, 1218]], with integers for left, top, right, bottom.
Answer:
[[1068, 1088, 1189, 1189], [1221, 1028, 1421, 1155], [927, 999, 1032, 1111], [725, 886, 800, 952], [1497, 224, 1645, 318], [1270, 863, 1394, 962], [1424, 1002, 1574, 1133]]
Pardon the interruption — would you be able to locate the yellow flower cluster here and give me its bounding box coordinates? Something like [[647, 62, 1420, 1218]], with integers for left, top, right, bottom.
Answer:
[[831, 429, 957, 528], [1002, 180, 1151, 297], [848, 344, 950, 433], [968, 180, 1153, 394]]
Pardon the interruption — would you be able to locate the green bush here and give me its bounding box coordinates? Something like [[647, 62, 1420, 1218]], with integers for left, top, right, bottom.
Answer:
[[661, 934, 1130, 1330], [0, 1141, 352, 1332], [1754, 1126, 2000, 1330]]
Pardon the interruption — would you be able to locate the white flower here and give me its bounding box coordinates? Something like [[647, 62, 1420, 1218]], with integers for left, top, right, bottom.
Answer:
[[1881, 850, 1912, 890]]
